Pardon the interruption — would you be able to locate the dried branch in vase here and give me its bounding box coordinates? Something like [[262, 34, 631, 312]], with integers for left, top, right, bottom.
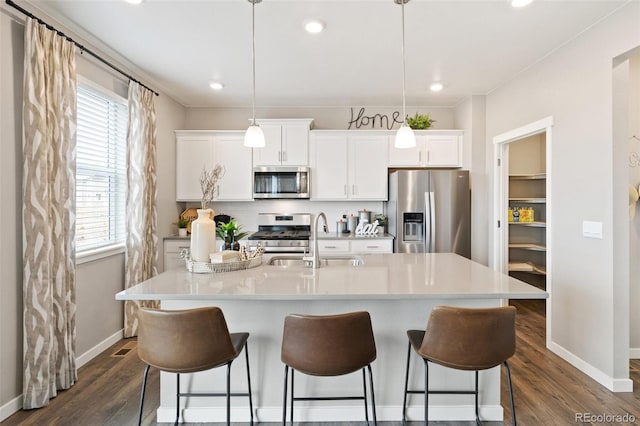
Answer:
[[200, 164, 225, 210]]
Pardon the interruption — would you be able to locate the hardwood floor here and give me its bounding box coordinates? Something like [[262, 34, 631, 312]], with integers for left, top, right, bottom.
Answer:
[[3, 299, 640, 425]]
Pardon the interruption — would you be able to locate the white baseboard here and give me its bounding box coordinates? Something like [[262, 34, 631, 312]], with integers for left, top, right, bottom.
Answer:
[[549, 342, 634, 392], [0, 329, 124, 422], [158, 404, 504, 423], [0, 395, 22, 422], [76, 329, 123, 368], [629, 348, 640, 359]]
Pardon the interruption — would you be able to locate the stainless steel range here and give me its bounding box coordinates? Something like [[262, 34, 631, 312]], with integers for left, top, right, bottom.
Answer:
[[247, 213, 311, 253]]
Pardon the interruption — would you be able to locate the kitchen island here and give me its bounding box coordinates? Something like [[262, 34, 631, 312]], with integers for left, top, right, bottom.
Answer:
[[116, 253, 547, 423]]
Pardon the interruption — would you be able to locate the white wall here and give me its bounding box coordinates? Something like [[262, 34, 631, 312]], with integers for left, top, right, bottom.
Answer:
[[628, 55, 640, 354], [455, 95, 488, 265], [0, 7, 24, 417], [185, 106, 455, 130], [485, 2, 640, 389]]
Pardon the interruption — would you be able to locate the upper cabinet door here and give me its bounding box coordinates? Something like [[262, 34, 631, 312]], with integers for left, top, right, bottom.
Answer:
[[388, 131, 463, 168], [282, 124, 309, 165], [425, 134, 461, 167], [252, 124, 282, 166], [348, 135, 388, 200], [388, 137, 425, 167], [253, 119, 313, 166], [214, 134, 253, 201], [310, 134, 349, 200], [176, 134, 215, 201]]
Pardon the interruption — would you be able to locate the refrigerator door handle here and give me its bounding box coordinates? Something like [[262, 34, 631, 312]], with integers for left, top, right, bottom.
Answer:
[[424, 192, 431, 252], [429, 191, 436, 252]]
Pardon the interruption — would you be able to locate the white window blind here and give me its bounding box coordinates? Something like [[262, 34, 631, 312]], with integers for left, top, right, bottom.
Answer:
[[76, 84, 127, 254]]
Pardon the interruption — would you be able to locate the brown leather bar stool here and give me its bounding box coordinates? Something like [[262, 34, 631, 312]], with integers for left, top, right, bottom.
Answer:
[[281, 311, 377, 425], [136, 306, 253, 426], [402, 306, 517, 425]]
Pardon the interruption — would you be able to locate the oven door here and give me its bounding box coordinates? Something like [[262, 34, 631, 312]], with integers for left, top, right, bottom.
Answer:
[[253, 166, 310, 199]]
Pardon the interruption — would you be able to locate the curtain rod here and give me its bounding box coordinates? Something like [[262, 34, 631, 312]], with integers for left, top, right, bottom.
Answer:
[[5, 0, 159, 96]]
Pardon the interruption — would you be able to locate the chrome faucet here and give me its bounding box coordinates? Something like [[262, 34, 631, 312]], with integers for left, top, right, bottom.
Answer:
[[305, 212, 328, 268]]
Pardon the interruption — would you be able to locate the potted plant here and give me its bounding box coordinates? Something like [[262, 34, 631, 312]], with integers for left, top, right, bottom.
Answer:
[[216, 221, 249, 251], [176, 217, 189, 237], [374, 213, 387, 234], [406, 113, 435, 130]]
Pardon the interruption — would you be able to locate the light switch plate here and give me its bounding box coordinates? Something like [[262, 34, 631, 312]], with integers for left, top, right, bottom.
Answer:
[[582, 221, 603, 239]]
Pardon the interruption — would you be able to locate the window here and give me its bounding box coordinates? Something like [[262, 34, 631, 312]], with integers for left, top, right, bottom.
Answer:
[[75, 83, 127, 256]]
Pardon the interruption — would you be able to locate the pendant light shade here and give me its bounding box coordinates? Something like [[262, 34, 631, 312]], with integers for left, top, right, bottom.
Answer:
[[244, 0, 265, 148], [395, 123, 417, 149], [244, 123, 265, 148], [394, 0, 416, 149]]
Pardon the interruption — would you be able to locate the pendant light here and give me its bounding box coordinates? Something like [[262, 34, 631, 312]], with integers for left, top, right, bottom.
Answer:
[[394, 0, 416, 149], [244, 0, 265, 148]]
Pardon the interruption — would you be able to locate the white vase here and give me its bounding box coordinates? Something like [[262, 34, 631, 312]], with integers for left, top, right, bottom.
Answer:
[[190, 208, 216, 262]]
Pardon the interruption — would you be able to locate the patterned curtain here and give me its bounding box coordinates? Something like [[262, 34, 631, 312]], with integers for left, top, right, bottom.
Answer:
[[124, 82, 159, 337], [22, 18, 77, 409]]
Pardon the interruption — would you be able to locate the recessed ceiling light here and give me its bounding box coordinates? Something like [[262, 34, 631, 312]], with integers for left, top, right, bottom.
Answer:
[[430, 82, 444, 92], [511, 0, 533, 8], [123, 0, 144, 4], [209, 82, 224, 91], [304, 19, 326, 34]]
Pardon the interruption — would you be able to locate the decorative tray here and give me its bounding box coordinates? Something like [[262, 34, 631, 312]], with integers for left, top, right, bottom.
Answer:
[[181, 249, 262, 274]]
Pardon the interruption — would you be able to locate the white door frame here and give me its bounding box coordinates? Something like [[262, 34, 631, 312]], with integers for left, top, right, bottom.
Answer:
[[493, 116, 553, 348]]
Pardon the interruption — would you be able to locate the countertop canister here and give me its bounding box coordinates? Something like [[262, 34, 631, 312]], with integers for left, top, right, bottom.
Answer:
[[358, 209, 371, 225]]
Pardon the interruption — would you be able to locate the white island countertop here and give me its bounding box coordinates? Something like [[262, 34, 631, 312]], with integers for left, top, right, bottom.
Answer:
[[116, 253, 547, 301]]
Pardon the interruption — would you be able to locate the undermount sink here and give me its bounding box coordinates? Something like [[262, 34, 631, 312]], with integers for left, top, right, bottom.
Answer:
[[267, 256, 364, 267]]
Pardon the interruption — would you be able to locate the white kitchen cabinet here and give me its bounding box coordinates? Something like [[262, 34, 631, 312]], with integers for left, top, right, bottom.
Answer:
[[349, 239, 393, 253], [388, 131, 462, 167], [317, 238, 393, 254], [214, 134, 253, 201], [310, 134, 349, 199], [163, 238, 190, 272], [175, 131, 253, 202], [176, 134, 215, 201], [310, 132, 388, 201], [348, 135, 388, 200], [317, 240, 350, 254], [253, 119, 314, 166]]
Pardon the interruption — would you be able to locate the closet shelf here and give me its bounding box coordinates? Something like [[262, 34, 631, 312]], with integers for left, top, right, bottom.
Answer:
[[508, 261, 546, 275], [508, 221, 546, 227], [509, 173, 546, 180], [509, 197, 546, 203], [508, 243, 546, 251]]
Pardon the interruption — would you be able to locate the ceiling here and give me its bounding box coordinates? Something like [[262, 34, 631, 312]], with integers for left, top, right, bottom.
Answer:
[[30, 0, 628, 108]]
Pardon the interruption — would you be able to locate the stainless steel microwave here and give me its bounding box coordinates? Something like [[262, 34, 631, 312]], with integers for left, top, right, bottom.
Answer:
[[253, 166, 310, 199]]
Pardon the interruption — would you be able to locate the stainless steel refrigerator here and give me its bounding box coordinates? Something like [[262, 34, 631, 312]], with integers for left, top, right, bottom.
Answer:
[[386, 170, 470, 257]]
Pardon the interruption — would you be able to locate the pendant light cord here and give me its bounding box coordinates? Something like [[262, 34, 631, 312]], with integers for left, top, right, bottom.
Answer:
[[251, 0, 257, 126], [401, 0, 407, 122]]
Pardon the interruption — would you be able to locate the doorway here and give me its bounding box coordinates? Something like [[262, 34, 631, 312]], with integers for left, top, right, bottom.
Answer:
[[493, 116, 553, 347]]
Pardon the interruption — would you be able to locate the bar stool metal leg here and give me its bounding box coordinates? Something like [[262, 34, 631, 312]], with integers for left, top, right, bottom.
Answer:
[[226, 362, 232, 426], [505, 360, 517, 426], [367, 364, 377, 425], [475, 370, 480, 425], [362, 368, 370, 424], [282, 365, 289, 425], [175, 373, 180, 425], [402, 341, 411, 425], [290, 369, 295, 425], [138, 364, 151, 426], [245, 342, 254, 425], [424, 360, 429, 426]]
